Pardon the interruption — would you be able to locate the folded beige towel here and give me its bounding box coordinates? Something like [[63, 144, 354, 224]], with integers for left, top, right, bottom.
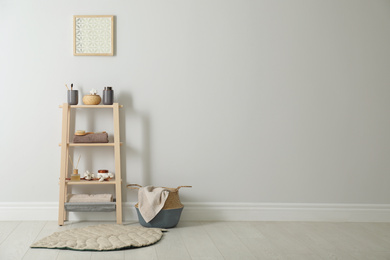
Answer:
[[67, 194, 113, 203], [73, 133, 109, 143], [138, 186, 169, 223]]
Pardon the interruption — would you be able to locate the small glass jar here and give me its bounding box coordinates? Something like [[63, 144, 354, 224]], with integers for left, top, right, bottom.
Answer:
[[71, 169, 80, 181]]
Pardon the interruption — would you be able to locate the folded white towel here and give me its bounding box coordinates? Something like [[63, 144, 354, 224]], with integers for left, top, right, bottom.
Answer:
[[67, 194, 113, 203], [138, 186, 169, 223]]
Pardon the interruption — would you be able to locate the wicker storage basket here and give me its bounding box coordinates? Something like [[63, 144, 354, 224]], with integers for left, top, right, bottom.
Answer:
[[82, 94, 101, 105], [127, 184, 191, 228]]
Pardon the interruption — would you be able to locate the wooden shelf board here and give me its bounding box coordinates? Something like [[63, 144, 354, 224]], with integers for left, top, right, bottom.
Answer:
[[59, 142, 123, 147], [59, 104, 123, 108], [66, 179, 118, 185]]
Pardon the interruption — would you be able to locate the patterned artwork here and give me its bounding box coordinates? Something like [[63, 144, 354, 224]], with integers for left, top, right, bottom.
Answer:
[[74, 16, 114, 56]]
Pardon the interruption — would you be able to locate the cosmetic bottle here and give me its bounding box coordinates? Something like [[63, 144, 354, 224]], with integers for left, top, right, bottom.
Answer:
[[103, 87, 114, 105]]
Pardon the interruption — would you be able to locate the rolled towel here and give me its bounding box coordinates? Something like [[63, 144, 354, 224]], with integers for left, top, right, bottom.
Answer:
[[67, 194, 113, 203], [73, 132, 109, 143]]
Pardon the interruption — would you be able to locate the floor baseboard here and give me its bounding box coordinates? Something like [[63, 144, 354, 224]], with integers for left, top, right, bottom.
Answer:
[[1, 202, 390, 222]]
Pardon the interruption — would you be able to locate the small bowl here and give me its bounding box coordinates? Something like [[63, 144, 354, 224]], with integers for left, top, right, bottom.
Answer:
[[83, 95, 101, 105]]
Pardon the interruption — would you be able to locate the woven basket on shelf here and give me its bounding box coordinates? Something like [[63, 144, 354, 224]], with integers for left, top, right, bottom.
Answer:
[[127, 184, 191, 228], [82, 94, 101, 105]]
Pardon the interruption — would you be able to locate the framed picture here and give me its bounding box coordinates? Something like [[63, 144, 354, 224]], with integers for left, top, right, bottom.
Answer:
[[73, 15, 114, 56]]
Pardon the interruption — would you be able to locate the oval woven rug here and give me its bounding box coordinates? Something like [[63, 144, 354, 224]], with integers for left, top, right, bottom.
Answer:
[[30, 224, 165, 251]]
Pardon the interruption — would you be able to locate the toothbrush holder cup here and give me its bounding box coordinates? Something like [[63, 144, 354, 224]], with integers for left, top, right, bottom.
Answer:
[[67, 90, 79, 105]]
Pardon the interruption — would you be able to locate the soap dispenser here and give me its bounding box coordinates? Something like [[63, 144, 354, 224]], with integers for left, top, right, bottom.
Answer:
[[103, 86, 114, 105]]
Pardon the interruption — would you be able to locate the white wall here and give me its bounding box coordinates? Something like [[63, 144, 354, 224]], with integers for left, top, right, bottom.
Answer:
[[1, 0, 390, 220]]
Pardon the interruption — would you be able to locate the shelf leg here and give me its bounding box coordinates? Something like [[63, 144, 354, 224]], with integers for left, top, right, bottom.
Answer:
[[113, 103, 123, 224], [58, 103, 70, 226]]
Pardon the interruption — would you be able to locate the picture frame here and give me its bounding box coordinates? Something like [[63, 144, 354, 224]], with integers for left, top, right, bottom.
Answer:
[[73, 15, 114, 56]]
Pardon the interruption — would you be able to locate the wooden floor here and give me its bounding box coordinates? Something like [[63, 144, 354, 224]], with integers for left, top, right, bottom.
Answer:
[[0, 221, 390, 260]]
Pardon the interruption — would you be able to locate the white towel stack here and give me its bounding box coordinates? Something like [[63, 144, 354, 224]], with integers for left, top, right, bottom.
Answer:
[[67, 194, 113, 203]]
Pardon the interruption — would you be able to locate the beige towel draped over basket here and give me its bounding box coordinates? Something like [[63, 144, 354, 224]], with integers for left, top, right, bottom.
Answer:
[[127, 184, 191, 228], [127, 184, 191, 209]]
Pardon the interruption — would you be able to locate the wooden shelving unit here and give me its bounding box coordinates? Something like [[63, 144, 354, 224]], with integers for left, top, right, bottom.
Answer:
[[58, 103, 123, 226]]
